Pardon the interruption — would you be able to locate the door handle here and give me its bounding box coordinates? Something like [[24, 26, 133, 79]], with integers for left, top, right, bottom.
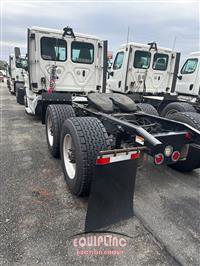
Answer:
[[82, 70, 85, 77], [118, 81, 121, 88], [189, 84, 193, 91]]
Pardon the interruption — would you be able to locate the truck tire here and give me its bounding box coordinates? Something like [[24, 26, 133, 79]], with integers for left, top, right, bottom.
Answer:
[[60, 117, 110, 196], [16, 87, 25, 105], [45, 104, 75, 158], [137, 103, 159, 116], [161, 102, 196, 117], [169, 112, 200, 172]]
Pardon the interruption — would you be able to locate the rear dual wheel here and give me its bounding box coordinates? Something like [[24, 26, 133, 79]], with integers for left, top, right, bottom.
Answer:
[[16, 87, 25, 105], [161, 102, 195, 118], [45, 104, 75, 158], [60, 117, 110, 196], [137, 103, 159, 116]]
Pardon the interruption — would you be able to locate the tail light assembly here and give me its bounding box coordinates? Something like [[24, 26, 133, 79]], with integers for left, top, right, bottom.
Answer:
[[171, 151, 181, 162], [154, 153, 164, 165], [185, 132, 191, 140]]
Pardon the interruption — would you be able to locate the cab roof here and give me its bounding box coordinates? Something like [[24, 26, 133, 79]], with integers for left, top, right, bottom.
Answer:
[[189, 51, 200, 57], [119, 42, 175, 53], [30, 26, 102, 41]]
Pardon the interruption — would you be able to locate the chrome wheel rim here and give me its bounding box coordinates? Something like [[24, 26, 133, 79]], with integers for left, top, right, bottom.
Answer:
[[47, 115, 53, 146], [63, 134, 76, 179]]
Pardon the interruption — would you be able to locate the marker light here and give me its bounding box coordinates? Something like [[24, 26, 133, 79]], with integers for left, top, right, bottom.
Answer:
[[154, 153, 164, 165], [131, 153, 140, 160], [96, 157, 110, 165], [164, 146, 173, 157], [171, 151, 180, 162], [185, 132, 191, 140]]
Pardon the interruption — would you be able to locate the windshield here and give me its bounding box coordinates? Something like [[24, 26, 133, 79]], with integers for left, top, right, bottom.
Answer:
[[113, 52, 124, 70], [181, 58, 198, 74], [16, 58, 28, 69]]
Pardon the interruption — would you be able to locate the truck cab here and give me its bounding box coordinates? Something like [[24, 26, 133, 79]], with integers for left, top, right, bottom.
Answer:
[[26, 26, 107, 115], [8, 52, 28, 94], [107, 42, 180, 95], [176, 52, 200, 97]]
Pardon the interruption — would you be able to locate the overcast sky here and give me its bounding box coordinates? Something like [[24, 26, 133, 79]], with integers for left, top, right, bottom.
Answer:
[[1, 0, 199, 64]]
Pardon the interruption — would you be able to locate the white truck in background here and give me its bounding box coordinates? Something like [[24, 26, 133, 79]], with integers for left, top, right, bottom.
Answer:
[[175, 52, 200, 98], [7, 50, 28, 97], [24, 26, 108, 119], [107, 44, 200, 173], [107, 41, 180, 95], [107, 43, 200, 116]]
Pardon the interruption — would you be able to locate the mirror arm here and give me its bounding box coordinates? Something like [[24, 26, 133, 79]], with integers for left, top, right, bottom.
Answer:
[[172, 72, 182, 80]]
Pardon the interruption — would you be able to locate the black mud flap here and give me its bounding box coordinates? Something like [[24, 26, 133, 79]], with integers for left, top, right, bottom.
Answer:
[[189, 145, 200, 169], [85, 159, 138, 231]]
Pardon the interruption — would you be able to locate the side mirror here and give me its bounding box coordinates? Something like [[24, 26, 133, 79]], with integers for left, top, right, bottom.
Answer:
[[14, 47, 21, 59], [109, 71, 114, 77], [178, 75, 182, 80], [30, 33, 35, 40]]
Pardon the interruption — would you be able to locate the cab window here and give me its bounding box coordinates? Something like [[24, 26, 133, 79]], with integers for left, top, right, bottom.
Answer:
[[181, 58, 198, 74], [41, 37, 67, 61], [71, 41, 94, 64], [134, 51, 151, 69], [113, 52, 124, 70], [153, 53, 169, 71], [16, 58, 28, 69], [16, 58, 21, 68]]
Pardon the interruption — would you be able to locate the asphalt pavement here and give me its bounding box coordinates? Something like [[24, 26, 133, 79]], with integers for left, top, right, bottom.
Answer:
[[0, 82, 199, 266]]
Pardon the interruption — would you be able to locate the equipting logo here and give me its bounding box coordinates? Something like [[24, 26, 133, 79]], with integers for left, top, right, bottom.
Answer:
[[72, 231, 130, 256]]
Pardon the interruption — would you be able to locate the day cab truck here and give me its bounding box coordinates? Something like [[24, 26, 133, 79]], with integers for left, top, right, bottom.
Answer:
[[7, 49, 28, 100], [24, 26, 108, 117], [0, 70, 6, 82], [41, 37, 200, 231], [22, 28, 200, 230], [107, 42, 200, 116]]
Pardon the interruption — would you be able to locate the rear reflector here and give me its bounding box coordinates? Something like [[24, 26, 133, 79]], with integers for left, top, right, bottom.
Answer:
[[185, 132, 191, 140], [96, 157, 110, 165], [96, 151, 140, 165], [171, 151, 180, 162], [154, 153, 164, 165], [131, 153, 140, 160]]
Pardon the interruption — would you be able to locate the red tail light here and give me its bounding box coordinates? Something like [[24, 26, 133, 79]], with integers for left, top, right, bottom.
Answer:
[[131, 153, 140, 160], [171, 151, 180, 162], [96, 157, 110, 165], [185, 132, 191, 140], [154, 153, 164, 165]]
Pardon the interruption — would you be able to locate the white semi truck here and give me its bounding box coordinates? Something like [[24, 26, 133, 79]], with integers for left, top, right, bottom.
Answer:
[[107, 41, 180, 95], [19, 30, 200, 230], [24, 26, 108, 118], [176, 52, 200, 96], [107, 43, 200, 173], [160, 51, 200, 117], [7, 50, 28, 98], [107, 43, 200, 116]]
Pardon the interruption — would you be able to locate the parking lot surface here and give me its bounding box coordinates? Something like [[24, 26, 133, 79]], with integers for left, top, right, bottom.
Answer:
[[0, 82, 199, 266]]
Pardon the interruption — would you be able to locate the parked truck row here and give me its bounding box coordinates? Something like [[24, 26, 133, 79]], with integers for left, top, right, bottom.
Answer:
[[108, 44, 200, 117], [6, 26, 200, 230]]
